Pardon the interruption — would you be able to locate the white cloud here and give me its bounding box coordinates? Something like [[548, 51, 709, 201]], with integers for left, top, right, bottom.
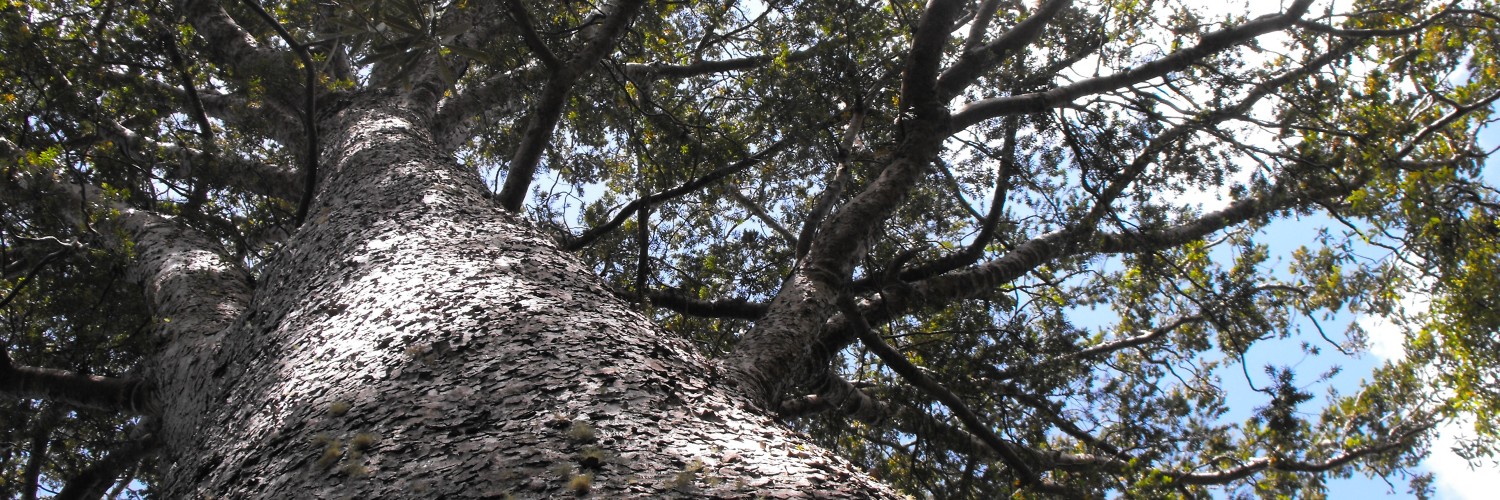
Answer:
[[1428, 419, 1496, 500], [1358, 301, 1498, 500]]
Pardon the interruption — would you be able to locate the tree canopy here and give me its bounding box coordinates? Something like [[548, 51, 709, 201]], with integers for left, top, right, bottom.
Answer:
[[3, 0, 1500, 497]]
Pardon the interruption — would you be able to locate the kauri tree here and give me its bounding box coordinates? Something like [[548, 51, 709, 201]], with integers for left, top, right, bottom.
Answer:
[[2, 0, 1499, 497]]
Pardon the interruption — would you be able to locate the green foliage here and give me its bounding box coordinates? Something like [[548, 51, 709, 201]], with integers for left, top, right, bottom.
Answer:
[[4, 0, 1500, 497]]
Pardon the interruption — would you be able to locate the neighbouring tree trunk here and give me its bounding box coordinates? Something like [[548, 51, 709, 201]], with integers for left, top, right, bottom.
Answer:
[[142, 92, 898, 498]]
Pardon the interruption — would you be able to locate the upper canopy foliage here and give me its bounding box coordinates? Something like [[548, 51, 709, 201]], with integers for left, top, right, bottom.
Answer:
[[2, 0, 1499, 497]]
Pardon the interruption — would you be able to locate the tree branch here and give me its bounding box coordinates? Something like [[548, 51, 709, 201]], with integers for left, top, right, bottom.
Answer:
[[0, 354, 151, 414], [8, 173, 253, 344], [496, 0, 649, 211], [54, 433, 158, 500], [898, 0, 966, 125], [563, 137, 791, 250], [983, 315, 1205, 381], [1172, 423, 1433, 485], [622, 47, 819, 81], [433, 65, 535, 152], [836, 294, 1041, 486], [938, 0, 1074, 101], [99, 118, 300, 201], [504, 0, 561, 69], [632, 287, 768, 320], [726, 188, 799, 246], [951, 0, 1314, 129], [961, 0, 1004, 54], [176, 0, 288, 81], [234, 0, 318, 226]]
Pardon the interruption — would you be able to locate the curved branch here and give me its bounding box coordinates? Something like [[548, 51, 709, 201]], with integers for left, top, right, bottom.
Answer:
[[563, 137, 791, 250], [866, 116, 1019, 290], [836, 294, 1041, 486], [1172, 423, 1433, 485], [0, 247, 70, 310], [951, 0, 1314, 129]]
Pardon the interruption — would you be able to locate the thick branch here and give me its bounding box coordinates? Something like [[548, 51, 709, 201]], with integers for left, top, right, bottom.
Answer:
[[938, 0, 1074, 101], [898, 0, 966, 123], [9, 173, 253, 342], [636, 288, 768, 320], [496, 0, 649, 211], [0, 358, 151, 414], [961, 0, 1003, 53], [113, 71, 303, 145], [433, 66, 535, 152], [869, 116, 1019, 289], [622, 47, 819, 81], [504, 0, 561, 69], [54, 435, 158, 500], [177, 0, 288, 81], [951, 0, 1314, 129]]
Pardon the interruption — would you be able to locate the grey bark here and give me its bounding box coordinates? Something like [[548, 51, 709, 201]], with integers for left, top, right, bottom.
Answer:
[[142, 92, 898, 498]]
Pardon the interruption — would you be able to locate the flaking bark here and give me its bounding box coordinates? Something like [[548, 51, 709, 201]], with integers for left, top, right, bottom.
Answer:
[[147, 92, 898, 498]]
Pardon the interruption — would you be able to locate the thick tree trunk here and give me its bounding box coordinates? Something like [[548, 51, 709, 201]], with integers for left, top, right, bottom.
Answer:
[[144, 92, 896, 498]]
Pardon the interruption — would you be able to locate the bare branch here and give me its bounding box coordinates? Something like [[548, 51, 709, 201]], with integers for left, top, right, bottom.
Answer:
[[726, 188, 799, 246]]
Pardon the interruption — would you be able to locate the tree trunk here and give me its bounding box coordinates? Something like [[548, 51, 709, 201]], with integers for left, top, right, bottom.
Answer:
[[141, 92, 896, 498]]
